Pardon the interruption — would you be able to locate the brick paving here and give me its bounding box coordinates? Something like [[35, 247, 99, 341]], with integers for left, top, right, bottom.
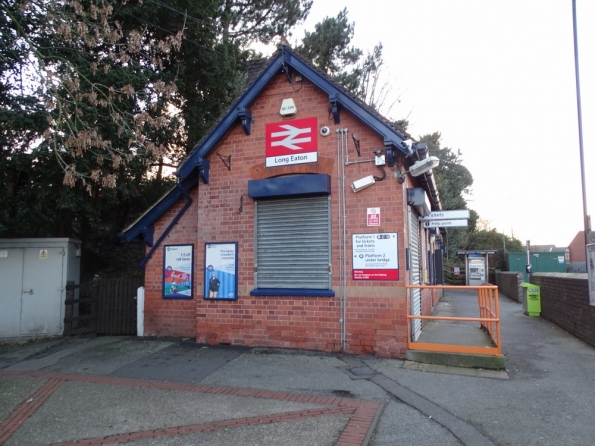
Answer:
[[0, 370, 382, 446]]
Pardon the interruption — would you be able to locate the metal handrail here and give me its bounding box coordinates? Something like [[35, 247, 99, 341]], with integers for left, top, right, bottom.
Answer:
[[406, 284, 502, 357]]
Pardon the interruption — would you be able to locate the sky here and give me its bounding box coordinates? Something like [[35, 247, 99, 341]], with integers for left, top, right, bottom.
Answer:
[[264, 0, 595, 248]]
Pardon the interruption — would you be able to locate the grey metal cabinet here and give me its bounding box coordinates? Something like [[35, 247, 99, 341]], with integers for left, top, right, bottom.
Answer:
[[0, 238, 81, 338]]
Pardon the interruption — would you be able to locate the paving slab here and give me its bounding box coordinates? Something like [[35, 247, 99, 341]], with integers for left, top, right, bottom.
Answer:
[[127, 414, 351, 446], [0, 339, 64, 369], [111, 342, 245, 383], [5, 380, 332, 446], [0, 376, 45, 423], [0, 368, 381, 446], [45, 338, 174, 375], [370, 400, 463, 446], [366, 294, 595, 446], [201, 350, 389, 402], [402, 361, 509, 379], [2, 288, 595, 446], [5, 337, 122, 371]]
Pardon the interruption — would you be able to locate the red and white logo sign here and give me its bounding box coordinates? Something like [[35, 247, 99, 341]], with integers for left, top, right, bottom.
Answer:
[[265, 117, 318, 167], [367, 208, 380, 227]]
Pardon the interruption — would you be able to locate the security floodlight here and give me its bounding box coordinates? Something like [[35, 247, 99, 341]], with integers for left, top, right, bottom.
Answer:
[[351, 175, 375, 193], [394, 156, 440, 183], [409, 156, 440, 177]]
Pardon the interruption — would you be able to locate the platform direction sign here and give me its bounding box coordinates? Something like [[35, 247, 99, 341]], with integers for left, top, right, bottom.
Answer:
[[423, 219, 468, 228], [422, 210, 470, 220]]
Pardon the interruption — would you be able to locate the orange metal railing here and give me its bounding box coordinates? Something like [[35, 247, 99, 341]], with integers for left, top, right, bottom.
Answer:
[[406, 284, 502, 357]]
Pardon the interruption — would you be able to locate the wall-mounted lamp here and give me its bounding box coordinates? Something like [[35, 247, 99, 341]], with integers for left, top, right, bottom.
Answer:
[[394, 156, 440, 183], [351, 175, 376, 193]]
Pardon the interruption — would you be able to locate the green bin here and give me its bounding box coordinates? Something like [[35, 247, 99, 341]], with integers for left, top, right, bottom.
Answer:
[[520, 282, 541, 316]]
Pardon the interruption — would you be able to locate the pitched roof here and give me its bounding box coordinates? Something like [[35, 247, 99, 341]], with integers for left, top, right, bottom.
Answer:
[[176, 46, 413, 180], [120, 46, 433, 243]]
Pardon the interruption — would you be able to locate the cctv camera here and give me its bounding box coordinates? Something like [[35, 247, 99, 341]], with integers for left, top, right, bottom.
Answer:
[[401, 139, 412, 150], [320, 126, 330, 137]]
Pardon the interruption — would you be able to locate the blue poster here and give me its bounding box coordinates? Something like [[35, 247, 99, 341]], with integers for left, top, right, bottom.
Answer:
[[204, 242, 238, 300]]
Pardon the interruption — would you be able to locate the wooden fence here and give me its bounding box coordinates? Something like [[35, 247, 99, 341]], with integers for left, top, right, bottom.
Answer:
[[65, 277, 143, 336], [64, 281, 98, 335]]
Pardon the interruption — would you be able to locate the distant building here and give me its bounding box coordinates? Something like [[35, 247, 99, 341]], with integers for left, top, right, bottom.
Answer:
[[568, 231, 586, 273], [530, 244, 564, 253]]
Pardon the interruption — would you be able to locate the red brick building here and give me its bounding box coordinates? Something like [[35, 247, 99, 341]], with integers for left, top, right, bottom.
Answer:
[[121, 46, 443, 358], [567, 231, 586, 272]]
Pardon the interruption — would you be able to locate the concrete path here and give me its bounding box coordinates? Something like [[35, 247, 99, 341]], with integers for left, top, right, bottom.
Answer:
[[2, 290, 595, 445]]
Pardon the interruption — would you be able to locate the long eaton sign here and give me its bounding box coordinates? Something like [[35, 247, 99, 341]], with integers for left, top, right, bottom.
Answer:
[[265, 117, 318, 167], [352, 233, 399, 280]]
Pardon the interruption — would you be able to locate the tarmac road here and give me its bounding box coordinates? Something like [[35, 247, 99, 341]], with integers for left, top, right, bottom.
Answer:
[[2, 292, 595, 445]]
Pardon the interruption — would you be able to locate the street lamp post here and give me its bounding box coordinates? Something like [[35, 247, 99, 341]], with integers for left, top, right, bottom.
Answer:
[[572, 0, 591, 252]]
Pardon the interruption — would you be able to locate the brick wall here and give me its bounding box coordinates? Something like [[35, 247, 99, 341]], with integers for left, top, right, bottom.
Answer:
[[143, 198, 198, 337], [142, 71, 435, 358], [495, 271, 524, 302], [531, 273, 595, 348]]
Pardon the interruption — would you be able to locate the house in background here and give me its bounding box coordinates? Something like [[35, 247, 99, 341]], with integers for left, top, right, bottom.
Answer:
[[120, 46, 443, 358], [568, 231, 587, 273], [529, 244, 565, 253]]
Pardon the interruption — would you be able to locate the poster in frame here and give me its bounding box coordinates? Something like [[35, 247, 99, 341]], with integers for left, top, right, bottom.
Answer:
[[204, 242, 238, 300], [163, 244, 194, 299]]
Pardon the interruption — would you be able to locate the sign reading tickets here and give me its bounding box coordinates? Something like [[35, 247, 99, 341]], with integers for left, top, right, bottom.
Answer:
[[204, 242, 238, 300], [265, 117, 318, 167], [163, 244, 193, 299], [352, 233, 399, 280]]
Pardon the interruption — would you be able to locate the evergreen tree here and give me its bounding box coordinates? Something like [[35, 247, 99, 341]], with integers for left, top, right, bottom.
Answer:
[[0, 0, 311, 274], [464, 229, 524, 270], [417, 132, 475, 261]]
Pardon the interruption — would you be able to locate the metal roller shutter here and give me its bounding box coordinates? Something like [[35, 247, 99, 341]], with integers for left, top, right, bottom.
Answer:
[[408, 206, 422, 341], [255, 195, 331, 289]]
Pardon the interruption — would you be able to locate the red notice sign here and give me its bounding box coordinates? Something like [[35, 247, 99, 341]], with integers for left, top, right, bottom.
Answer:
[[367, 208, 380, 227], [353, 269, 399, 280], [265, 117, 318, 167]]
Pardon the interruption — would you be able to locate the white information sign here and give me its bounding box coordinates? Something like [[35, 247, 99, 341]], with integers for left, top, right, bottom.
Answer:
[[352, 233, 399, 280], [423, 219, 468, 228], [423, 210, 471, 220]]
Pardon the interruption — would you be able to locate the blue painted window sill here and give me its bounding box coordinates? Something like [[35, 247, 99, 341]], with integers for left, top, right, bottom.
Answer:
[[250, 289, 335, 297]]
